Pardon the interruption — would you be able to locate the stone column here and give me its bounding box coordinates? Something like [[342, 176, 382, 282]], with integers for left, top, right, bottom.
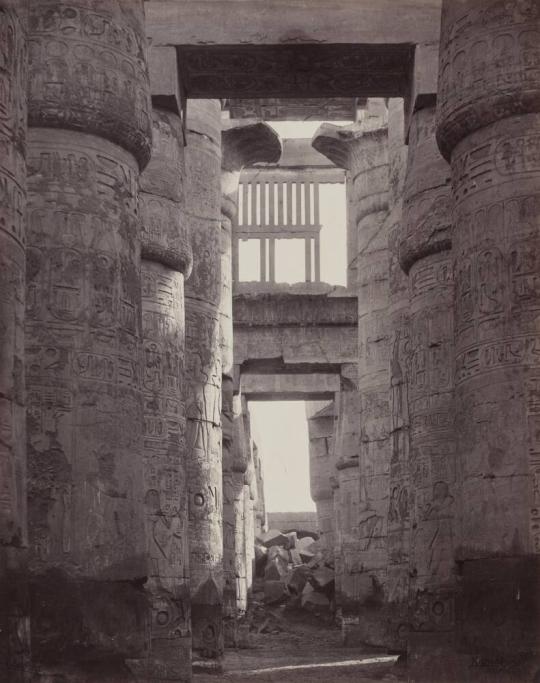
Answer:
[[332, 368, 361, 643], [253, 443, 266, 537], [184, 99, 224, 663], [436, 2, 540, 679], [399, 103, 455, 679], [25, 1, 152, 679], [219, 122, 280, 642], [307, 401, 337, 554], [0, 3, 30, 680], [386, 98, 411, 653], [313, 103, 391, 647], [138, 105, 193, 681], [232, 395, 249, 615]]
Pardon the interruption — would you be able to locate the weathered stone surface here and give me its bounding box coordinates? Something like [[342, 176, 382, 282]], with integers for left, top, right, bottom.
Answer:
[[436, 0, 540, 162], [184, 98, 224, 661], [314, 104, 392, 647], [25, 3, 152, 677], [26, 128, 147, 675], [435, 1, 540, 679], [138, 107, 192, 681], [28, 0, 152, 169], [307, 401, 336, 552], [400, 104, 455, 674], [0, 3, 30, 680], [386, 98, 411, 653]]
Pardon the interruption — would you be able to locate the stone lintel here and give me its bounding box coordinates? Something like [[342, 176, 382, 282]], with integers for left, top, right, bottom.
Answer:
[[233, 292, 358, 327], [148, 45, 183, 115], [146, 1, 442, 50], [241, 372, 340, 400]]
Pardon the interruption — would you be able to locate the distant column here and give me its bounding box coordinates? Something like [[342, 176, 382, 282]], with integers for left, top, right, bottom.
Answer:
[[138, 105, 193, 681], [26, 1, 152, 678], [313, 102, 391, 647], [220, 122, 280, 645], [400, 103, 454, 680], [307, 401, 337, 554], [184, 99, 224, 663], [0, 3, 30, 680], [436, 1, 540, 679]]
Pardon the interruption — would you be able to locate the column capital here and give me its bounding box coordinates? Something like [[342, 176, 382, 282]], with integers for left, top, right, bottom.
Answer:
[[222, 120, 282, 172], [221, 120, 281, 221]]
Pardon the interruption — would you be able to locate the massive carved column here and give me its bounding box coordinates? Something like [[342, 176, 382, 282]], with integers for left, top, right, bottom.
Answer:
[[138, 105, 193, 681], [184, 99, 224, 663], [399, 103, 455, 679], [437, 1, 540, 679], [313, 103, 391, 647], [307, 400, 337, 553], [385, 98, 411, 652], [25, 1, 152, 679], [0, 3, 30, 679]]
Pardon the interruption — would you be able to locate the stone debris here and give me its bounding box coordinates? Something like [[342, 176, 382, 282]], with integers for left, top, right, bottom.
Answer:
[[258, 526, 335, 617]]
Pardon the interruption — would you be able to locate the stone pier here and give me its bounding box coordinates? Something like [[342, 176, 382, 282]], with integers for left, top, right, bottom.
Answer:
[[0, 2, 30, 680], [400, 103, 455, 679], [184, 99, 224, 663], [435, 1, 540, 679], [138, 102, 193, 680], [307, 400, 337, 553], [25, 1, 152, 679]]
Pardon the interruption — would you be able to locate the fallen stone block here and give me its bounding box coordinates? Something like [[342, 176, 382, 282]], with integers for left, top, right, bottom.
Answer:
[[287, 566, 310, 595], [289, 548, 303, 566], [260, 529, 289, 548], [286, 531, 298, 548], [264, 580, 288, 604], [268, 545, 289, 562], [311, 565, 335, 589], [264, 557, 288, 581], [301, 584, 331, 612]]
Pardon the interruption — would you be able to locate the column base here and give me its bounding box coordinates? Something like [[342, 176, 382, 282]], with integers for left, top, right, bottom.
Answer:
[[29, 568, 148, 681]]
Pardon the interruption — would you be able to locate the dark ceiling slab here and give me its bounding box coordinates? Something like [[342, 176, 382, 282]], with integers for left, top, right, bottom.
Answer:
[[177, 44, 414, 99], [227, 98, 363, 121]]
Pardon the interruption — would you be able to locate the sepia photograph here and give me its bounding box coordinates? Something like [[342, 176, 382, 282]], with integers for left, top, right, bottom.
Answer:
[[1, 0, 539, 681]]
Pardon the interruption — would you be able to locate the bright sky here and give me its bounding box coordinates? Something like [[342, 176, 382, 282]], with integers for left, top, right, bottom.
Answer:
[[242, 120, 348, 514], [249, 401, 315, 513]]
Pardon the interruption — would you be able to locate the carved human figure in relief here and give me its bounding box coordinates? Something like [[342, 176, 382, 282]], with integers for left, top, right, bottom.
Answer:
[[391, 329, 410, 465], [421, 480, 454, 581]]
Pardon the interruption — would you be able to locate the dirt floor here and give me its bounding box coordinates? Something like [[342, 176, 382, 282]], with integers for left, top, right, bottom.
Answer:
[[194, 607, 405, 683]]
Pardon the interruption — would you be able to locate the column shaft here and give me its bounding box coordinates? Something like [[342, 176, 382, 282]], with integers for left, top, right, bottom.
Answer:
[[184, 99, 224, 661], [26, 2, 152, 678], [138, 106, 193, 682], [0, 2, 30, 679], [437, 1, 540, 679]]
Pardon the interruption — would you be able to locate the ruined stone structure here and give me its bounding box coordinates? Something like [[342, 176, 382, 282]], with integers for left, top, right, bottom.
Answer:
[[1, 1, 539, 681]]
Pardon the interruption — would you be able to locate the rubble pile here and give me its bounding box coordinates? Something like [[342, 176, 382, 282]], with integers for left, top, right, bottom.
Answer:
[[255, 527, 335, 617]]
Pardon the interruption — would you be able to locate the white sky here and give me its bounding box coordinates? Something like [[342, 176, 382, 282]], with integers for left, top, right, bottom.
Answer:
[[241, 120, 348, 514], [249, 401, 315, 513]]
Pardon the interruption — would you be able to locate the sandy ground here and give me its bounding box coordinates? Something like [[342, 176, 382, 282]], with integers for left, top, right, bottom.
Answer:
[[194, 611, 405, 683]]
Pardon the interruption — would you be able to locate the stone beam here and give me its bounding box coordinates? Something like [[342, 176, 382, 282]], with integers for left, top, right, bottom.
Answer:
[[228, 98, 362, 121], [146, 1, 442, 48], [240, 373, 340, 400], [176, 44, 413, 99], [233, 291, 357, 367]]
